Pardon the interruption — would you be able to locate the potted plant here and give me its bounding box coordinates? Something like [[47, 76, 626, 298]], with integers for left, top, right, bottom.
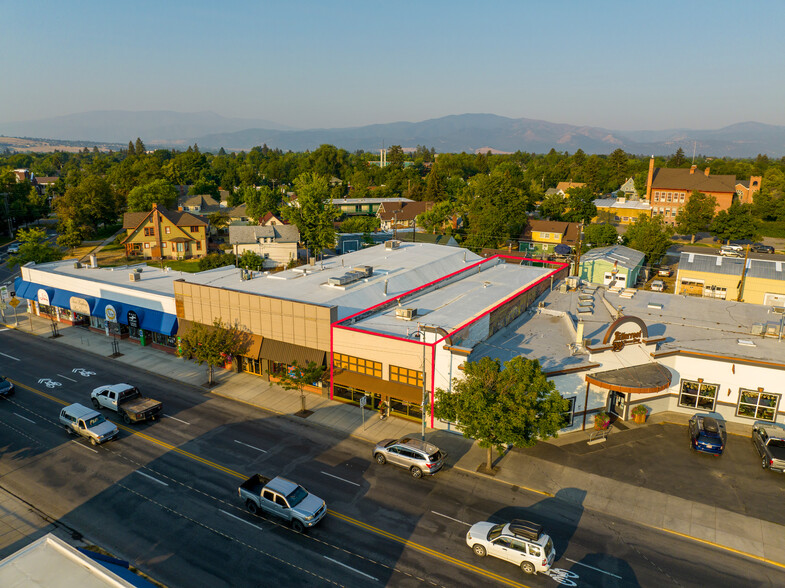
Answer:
[[631, 404, 649, 424], [594, 411, 611, 430]]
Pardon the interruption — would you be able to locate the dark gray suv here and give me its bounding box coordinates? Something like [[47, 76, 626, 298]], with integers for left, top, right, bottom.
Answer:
[[0, 376, 14, 397], [373, 437, 446, 478]]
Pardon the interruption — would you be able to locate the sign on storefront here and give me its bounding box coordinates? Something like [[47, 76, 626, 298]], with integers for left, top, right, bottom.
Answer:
[[70, 297, 91, 315], [127, 310, 139, 329], [37, 289, 50, 306], [105, 304, 117, 322]]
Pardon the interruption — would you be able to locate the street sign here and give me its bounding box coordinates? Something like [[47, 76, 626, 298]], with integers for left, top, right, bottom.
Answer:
[[8, 297, 20, 308], [359, 396, 368, 407]]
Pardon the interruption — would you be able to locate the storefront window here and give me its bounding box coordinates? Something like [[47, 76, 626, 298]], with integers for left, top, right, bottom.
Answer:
[[390, 365, 423, 388], [737, 389, 780, 422], [38, 304, 57, 317], [333, 353, 382, 378], [90, 316, 106, 330], [562, 397, 576, 427], [152, 332, 177, 347], [129, 327, 141, 339], [679, 380, 718, 410], [242, 357, 263, 375]]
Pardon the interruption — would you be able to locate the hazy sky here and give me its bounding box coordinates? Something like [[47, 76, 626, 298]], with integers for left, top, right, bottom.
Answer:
[[4, 0, 784, 130]]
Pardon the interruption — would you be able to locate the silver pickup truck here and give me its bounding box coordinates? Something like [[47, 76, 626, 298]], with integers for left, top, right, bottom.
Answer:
[[238, 474, 326, 532], [753, 424, 785, 472], [60, 403, 119, 445]]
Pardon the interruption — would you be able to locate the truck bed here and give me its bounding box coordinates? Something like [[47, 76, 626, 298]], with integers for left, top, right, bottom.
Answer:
[[121, 397, 162, 416], [239, 474, 273, 495]]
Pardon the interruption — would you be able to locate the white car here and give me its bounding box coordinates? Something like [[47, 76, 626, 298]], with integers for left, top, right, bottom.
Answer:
[[650, 280, 665, 292], [6, 243, 19, 254], [466, 519, 555, 575], [719, 244, 743, 257]]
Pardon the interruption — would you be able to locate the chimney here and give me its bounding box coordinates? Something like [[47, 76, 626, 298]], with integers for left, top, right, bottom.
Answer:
[[704, 167, 710, 177], [152, 202, 158, 209], [576, 320, 585, 346], [689, 165, 697, 175], [645, 156, 655, 200], [89, 254, 97, 268]]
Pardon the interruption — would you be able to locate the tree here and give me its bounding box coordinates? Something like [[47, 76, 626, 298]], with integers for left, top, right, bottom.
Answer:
[[126, 179, 178, 212], [670, 147, 686, 167], [242, 185, 280, 222], [386, 145, 405, 169], [135, 138, 146, 155], [56, 218, 85, 250], [608, 148, 628, 187], [434, 356, 568, 472], [539, 193, 566, 221], [339, 216, 380, 233], [710, 202, 760, 244], [564, 186, 597, 224], [280, 172, 341, 256], [675, 191, 717, 243], [177, 319, 251, 386], [416, 200, 454, 233], [188, 179, 219, 199], [583, 223, 618, 248], [7, 226, 63, 269], [238, 250, 264, 271], [624, 214, 674, 264], [127, 141, 135, 156], [208, 210, 231, 232], [276, 360, 326, 415]]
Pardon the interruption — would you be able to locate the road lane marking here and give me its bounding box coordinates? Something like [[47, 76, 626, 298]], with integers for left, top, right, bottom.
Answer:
[[323, 556, 378, 581], [564, 558, 622, 578], [0, 351, 20, 361], [321, 471, 360, 487], [71, 441, 98, 453], [164, 414, 191, 425], [135, 470, 169, 486], [0, 328, 9, 332], [219, 509, 264, 531], [57, 374, 78, 382], [431, 511, 471, 526], [13, 412, 35, 424], [234, 440, 266, 452]]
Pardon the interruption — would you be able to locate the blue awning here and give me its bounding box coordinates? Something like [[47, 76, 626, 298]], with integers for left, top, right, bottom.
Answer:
[[14, 280, 55, 304], [50, 288, 98, 314]]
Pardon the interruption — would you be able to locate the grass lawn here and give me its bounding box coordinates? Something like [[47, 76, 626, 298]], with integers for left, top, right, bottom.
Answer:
[[759, 221, 785, 239], [146, 259, 202, 272]]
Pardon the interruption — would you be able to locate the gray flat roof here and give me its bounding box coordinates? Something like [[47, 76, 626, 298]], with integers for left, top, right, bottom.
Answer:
[[25, 261, 182, 297], [580, 245, 645, 269], [678, 251, 785, 281]]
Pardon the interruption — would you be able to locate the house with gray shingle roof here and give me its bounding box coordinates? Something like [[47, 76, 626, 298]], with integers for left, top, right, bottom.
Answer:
[[228, 224, 303, 269]]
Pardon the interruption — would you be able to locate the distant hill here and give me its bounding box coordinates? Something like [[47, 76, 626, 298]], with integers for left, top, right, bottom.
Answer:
[[2, 111, 784, 157], [0, 110, 294, 144]]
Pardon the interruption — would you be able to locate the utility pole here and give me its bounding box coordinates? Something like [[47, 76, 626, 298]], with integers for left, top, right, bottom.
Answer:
[[420, 324, 427, 441], [573, 222, 584, 277], [736, 244, 750, 302]]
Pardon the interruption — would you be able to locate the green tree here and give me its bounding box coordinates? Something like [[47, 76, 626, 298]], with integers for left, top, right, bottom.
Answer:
[[277, 360, 326, 414], [675, 191, 717, 243], [625, 214, 674, 264], [135, 138, 146, 155], [188, 179, 219, 199], [56, 218, 85, 250], [177, 319, 251, 386], [416, 201, 454, 233], [564, 186, 597, 224], [583, 223, 618, 248], [8, 226, 63, 269], [242, 185, 280, 222], [54, 176, 118, 235], [281, 172, 341, 256], [126, 179, 178, 212], [670, 147, 686, 167], [339, 216, 380, 233], [127, 141, 135, 156], [539, 193, 566, 221], [608, 148, 628, 187], [238, 250, 264, 271], [208, 210, 231, 233], [434, 356, 568, 472], [710, 202, 760, 243], [386, 145, 405, 169], [198, 252, 236, 271]]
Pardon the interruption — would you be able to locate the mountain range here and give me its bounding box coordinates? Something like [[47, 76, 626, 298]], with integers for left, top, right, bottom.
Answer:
[[2, 111, 784, 157]]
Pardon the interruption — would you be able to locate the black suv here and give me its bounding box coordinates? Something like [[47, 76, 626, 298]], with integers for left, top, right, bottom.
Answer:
[[688, 415, 726, 455], [750, 243, 774, 254]]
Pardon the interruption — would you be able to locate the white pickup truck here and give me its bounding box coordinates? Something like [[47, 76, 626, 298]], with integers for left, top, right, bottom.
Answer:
[[91, 383, 162, 424], [238, 474, 326, 532]]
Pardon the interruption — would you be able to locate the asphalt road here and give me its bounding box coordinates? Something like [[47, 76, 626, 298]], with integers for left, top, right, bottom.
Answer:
[[1, 329, 784, 587]]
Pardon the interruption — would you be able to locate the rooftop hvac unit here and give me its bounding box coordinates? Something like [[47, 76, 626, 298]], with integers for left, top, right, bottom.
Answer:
[[353, 265, 373, 277], [766, 323, 779, 336], [129, 272, 140, 282], [385, 240, 401, 250], [751, 323, 765, 335], [74, 262, 82, 269], [328, 274, 353, 286], [395, 307, 416, 320], [772, 306, 785, 314]]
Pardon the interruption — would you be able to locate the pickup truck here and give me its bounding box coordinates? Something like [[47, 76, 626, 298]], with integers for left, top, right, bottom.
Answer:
[[753, 424, 785, 472], [238, 474, 326, 532], [91, 383, 162, 424]]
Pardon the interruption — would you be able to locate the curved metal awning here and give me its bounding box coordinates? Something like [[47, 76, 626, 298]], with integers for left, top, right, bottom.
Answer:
[[585, 362, 672, 394]]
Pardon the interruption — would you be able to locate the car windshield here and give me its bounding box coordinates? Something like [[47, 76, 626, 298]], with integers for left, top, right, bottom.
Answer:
[[286, 485, 309, 507], [697, 433, 720, 444], [487, 523, 505, 541], [86, 415, 106, 427]]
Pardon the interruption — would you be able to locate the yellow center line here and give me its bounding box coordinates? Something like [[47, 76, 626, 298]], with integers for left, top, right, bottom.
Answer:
[[11, 379, 528, 587]]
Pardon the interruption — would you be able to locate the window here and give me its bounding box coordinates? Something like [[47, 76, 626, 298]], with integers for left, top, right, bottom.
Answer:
[[190, 226, 200, 232], [680, 193, 685, 202], [541, 232, 550, 239], [196, 241, 201, 250], [562, 397, 576, 427], [679, 379, 718, 410], [334, 353, 382, 378], [737, 389, 780, 422], [162, 242, 167, 248], [144, 242, 150, 249], [666, 194, 672, 202], [654, 194, 659, 202], [144, 227, 155, 236], [390, 365, 423, 387], [165, 226, 171, 234]]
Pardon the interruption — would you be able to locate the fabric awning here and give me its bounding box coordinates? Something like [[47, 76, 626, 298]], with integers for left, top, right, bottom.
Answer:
[[332, 369, 423, 404], [259, 338, 326, 367], [585, 362, 672, 394]]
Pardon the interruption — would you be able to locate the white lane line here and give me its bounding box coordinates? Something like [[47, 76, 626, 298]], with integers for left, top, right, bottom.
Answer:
[[321, 471, 360, 487], [234, 440, 267, 453], [431, 511, 472, 526], [0, 328, 9, 332], [323, 556, 378, 581], [56, 374, 78, 382], [164, 414, 191, 425], [0, 352, 20, 361], [220, 509, 264, 531], [71, 440, 98, 453], [13, 413, 35, 424], [134, 470, 169, 486], [564, 558, 622, 578]]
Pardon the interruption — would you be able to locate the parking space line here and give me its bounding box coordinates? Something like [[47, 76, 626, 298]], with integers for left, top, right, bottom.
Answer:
[[219, 509, 264, 531], [0, 352, 20, 361], [13, 413, 35, 424], [71, 441, 98, 453], [564, 558, 622, 578], [323, 556, 378, 581], [134, 471, 169, 486], [234, 440, 266, 452], [431, 511, 471, 526], [321, 471, 360, 487]]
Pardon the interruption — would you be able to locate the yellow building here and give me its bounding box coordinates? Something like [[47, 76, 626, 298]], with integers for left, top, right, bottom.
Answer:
[[122, 203, 208, 260], [593, 196, 652, 224]]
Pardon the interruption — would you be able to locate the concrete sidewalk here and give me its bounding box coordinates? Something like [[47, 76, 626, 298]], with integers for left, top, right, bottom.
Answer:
[[3, 307, 785, 572]]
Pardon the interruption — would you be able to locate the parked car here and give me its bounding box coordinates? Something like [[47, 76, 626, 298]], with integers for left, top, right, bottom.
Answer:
[[719, 244, 743, 257], [657, 268, 673, 277], [373, 437, 446, 479], [752, 424, 785, 472], [238, 474, 326, 532], [650, 280, 665, 292], [59, 403, 119, 445], [466, 519, 555, 575], [750, 243, 774, 254], [688, 415, 726, 455], [6, 244, 19, 254], [0, 376, 14, 397]]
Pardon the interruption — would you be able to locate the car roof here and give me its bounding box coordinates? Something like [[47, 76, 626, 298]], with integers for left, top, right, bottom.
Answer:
[[396, 437, 440, 455], [267, 476, 299, 496], [63, 403, 101, 420]]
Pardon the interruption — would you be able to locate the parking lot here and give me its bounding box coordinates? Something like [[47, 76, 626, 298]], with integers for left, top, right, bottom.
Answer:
[[519, 421, 785, 526]]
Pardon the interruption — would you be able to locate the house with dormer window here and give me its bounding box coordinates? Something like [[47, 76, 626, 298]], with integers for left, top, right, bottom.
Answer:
[[122, 204, 208, 260]]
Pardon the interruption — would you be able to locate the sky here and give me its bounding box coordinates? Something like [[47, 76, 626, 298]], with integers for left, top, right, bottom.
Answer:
[[3, 0, 785, 131]]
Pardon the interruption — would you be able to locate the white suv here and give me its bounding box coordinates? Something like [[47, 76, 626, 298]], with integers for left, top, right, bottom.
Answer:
[[466, 519, 555, 575], [719, 244, 743, 257]]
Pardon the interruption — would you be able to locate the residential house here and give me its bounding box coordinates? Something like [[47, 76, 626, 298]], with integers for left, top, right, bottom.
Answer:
[[260, 212, 287, 226], [675, 251, 785, 306], [396, 232, 458, 247], [332, 197, 414, 216], [577, 245, 645, 289], [377, 201, 435, 231], [228, 224, 303, 269], [555, 181, 586, 196], [518, 219, 580, 256], [178, 193, 248, 225], [122, 204, 208, 260], [645, 157, 762, 225]]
